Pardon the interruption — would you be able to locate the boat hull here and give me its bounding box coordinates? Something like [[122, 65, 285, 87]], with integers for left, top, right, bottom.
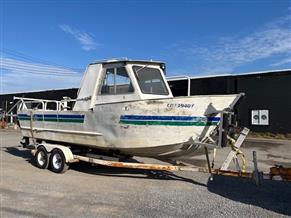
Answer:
[[18, 95, 239, 158]]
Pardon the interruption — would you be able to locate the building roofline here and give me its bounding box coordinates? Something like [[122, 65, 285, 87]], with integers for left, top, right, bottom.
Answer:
[[167, 68, 291, 81], [0, 87, 78, 96]]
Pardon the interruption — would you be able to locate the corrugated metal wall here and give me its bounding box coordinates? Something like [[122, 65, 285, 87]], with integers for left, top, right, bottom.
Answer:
[[169, 70, 291, 134], [235, 72, 291, 134]]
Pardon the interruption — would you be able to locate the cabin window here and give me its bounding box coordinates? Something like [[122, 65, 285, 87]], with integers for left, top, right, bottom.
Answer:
[[101, 67, 134, 95], [133, 66, 169, 95]]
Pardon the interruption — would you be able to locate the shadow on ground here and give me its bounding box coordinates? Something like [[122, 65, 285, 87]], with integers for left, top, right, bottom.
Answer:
[[4, 146, 32, 161], [70, 161, 207, 187], [208, 175, 291, 216]]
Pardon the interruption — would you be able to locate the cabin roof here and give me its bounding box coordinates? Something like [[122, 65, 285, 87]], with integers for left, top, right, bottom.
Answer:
[[89, 59, 165, 67]]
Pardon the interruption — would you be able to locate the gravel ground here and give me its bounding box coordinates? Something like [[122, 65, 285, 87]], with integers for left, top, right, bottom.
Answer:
[[0, 130, 291, 217]]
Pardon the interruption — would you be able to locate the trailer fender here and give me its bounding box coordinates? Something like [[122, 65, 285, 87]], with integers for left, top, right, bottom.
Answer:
[[36, 143, 74, 163]]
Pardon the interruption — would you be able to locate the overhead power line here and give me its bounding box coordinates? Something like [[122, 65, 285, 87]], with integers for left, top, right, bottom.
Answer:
[[1, 48, 83, 73]]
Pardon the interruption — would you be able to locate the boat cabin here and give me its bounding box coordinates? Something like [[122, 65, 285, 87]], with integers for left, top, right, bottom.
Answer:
[[73, 59, 173, 110], [14, 59, 174, 112]]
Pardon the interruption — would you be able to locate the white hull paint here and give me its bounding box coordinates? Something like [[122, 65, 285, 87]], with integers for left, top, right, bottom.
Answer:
[[18, 95, 238, 158]]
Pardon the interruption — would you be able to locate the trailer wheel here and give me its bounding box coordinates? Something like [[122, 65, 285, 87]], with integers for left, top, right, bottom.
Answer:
[[50, 149, 69, 173], [35, 146, 49, 169]]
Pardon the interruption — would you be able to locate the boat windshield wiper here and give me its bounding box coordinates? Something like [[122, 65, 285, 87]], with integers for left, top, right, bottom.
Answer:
[[135, 64, 149, 74], [134, 65, 148, 82]]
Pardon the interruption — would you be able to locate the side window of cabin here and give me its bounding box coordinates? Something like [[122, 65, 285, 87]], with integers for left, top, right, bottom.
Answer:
[[101, 67, 134, 95]]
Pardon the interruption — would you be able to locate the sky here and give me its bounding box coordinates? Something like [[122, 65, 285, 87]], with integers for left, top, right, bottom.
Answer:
[[0, 0, 290, 93]]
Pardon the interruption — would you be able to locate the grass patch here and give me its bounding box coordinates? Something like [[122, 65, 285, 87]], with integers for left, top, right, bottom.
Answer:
[[249, 132, 291, 140]]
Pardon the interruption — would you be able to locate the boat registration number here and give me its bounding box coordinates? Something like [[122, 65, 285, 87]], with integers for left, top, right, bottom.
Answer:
[[167, 103, 194, 109]]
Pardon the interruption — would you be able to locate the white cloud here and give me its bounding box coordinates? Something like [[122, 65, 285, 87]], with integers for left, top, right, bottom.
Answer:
[[0, 57, 82, 93], [172, 15, 291, 74], [270, 57, 291, 67], [59, 24, 102, 51]]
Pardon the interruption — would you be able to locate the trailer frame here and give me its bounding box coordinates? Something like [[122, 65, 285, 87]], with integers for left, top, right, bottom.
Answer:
[[27, 132, 265, 186]]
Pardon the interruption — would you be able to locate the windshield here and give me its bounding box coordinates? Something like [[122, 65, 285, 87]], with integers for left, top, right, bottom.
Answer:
[[132, 66, 169, 95]]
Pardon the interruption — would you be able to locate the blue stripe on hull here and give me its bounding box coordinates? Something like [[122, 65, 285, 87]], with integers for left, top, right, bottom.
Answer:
[[120, 115, 220, 122]]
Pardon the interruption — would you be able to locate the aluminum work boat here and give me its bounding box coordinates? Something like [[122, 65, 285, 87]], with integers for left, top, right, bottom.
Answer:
[[16, 59, 243, 159]]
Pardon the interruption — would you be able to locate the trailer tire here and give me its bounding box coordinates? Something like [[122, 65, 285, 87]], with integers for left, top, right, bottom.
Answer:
[[50, 149, 69, 173], [35, 146, 50, 169]]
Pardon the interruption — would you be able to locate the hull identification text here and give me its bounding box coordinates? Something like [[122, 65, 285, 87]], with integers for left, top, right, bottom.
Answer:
[[167, 103, 194, 109]]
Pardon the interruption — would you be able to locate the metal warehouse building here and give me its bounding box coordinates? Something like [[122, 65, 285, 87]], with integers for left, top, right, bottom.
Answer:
[[0, 69, 290, 134], [168, 69, 291, 134]]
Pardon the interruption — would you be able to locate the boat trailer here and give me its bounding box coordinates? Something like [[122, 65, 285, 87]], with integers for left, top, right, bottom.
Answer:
[[24, 126, 279, 185]]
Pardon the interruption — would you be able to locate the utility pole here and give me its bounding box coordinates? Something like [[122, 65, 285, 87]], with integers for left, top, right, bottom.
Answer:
[[5, 100, 8, 121]]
